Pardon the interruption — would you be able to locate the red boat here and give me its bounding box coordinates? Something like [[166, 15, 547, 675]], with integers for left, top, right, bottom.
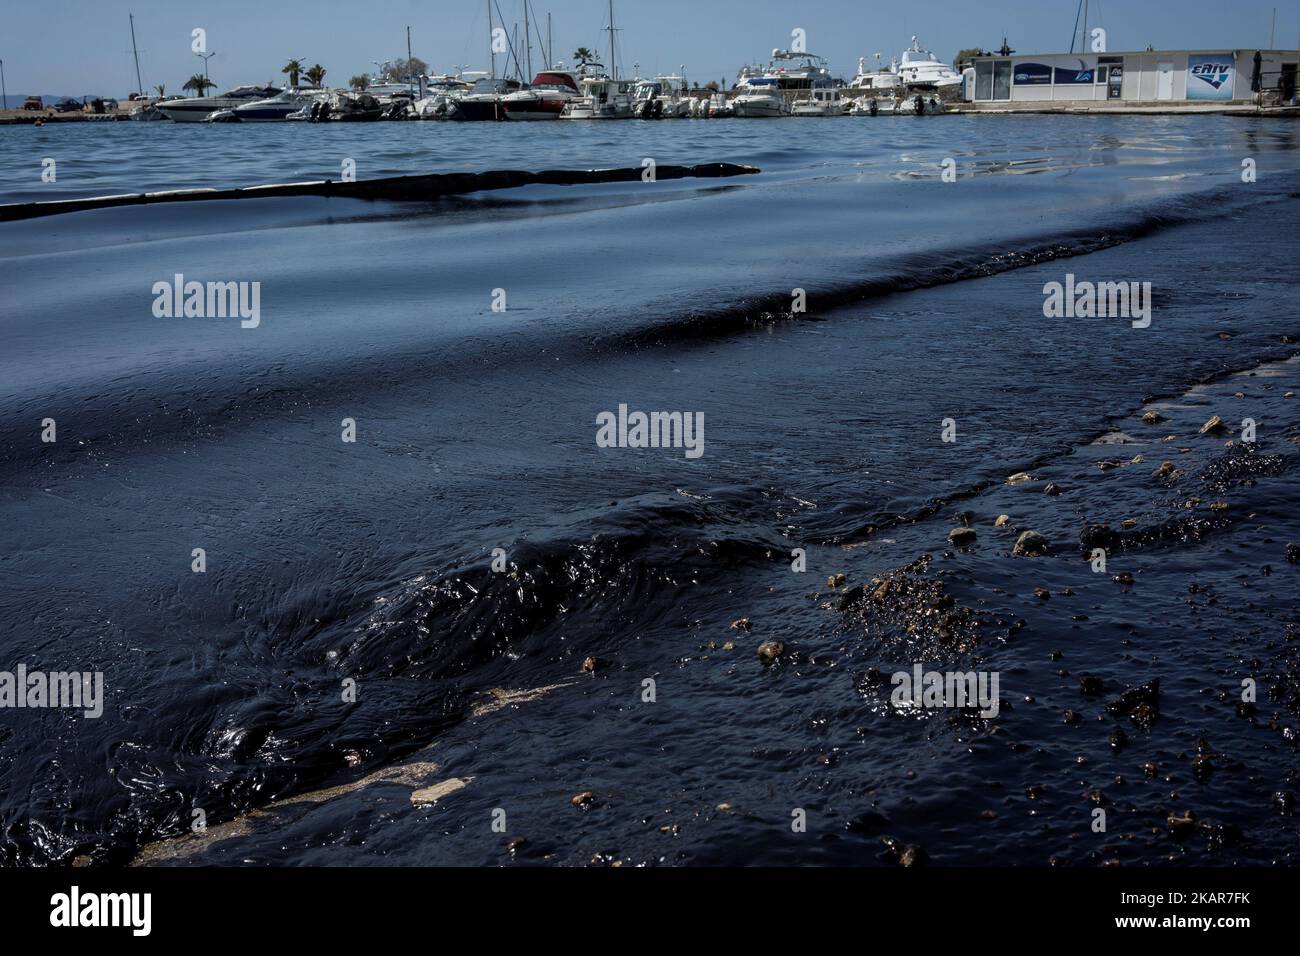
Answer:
[[500, 71, 582, 120]]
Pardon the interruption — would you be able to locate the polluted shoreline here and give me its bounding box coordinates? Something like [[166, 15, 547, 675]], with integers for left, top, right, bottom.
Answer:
[[4, 182, 1300, 869], [88, 349, 1299, 868]]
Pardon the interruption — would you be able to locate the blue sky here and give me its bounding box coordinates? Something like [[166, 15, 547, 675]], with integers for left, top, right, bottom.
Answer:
[[3, 0, 1297, 96]]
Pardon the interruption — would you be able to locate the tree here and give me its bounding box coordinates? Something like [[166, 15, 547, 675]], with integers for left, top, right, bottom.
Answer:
[[304, 64, 327, 87], [282, 59, 303, 87], [573, 47, 596, 69], [349, 74, 371, 91], [954, 48, 986, 70], [183, 74, 215, 96], [705, 80, 719, 92], [378, 57, 428, 82], [153, 83, 166, 97]]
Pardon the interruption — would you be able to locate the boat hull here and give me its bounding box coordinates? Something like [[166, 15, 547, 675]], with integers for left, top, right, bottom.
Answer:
[[451, 98, 505, 121], [500, 98, 567, 120], [154, 103, 235, 122], [732, 99, 786, 118]]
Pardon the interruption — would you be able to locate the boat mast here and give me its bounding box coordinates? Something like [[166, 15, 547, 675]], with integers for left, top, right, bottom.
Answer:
[[406, 25, 414, 95], [488, 0, 496, 79], [607, 0, 616, 79], [524, 2, 532, 80], [129, 13, 143, 97], [547, 13, 553, 69]]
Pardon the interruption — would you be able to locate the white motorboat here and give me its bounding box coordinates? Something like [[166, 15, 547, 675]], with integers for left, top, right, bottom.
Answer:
[[413, 75, 473, 119], [561, 75, 636, 119], [849, 91, 945, 115], [732, 77, 787, 117], [448, 77, 523, 121], [127, 102, 168, 121], [153, 85, 280, 122], [231, 88, 321, 121], [791, 87, 842, 116], [632, 74, 692, 118], [896, 37, 964, 88]]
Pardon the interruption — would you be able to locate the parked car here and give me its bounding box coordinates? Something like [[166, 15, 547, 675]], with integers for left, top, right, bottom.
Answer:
[[53, 98, 83, 113], [22, 96, 43, 110]]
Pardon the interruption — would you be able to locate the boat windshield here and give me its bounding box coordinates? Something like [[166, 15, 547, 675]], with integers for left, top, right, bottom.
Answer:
[[533, 72, 579, 91]]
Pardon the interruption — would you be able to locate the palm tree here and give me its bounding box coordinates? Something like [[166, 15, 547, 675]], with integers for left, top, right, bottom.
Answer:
[[573, 47, 595, 70], [183, 74, 215, 96], [153, 83, 166, 98], [304, 64, 326, 88], [282, 59, 303, 87], [349, 74, 371, 91]]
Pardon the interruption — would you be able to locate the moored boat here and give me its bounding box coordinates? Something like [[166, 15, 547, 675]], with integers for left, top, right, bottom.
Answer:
[[501, 70, 582, 120], [791, 87, 842, 116], [561, 75, 635, 119], [896, 36, 964, 88], [732, 78, 787, 117], [232, 88, 321, 121], [632, 74, 693, 118], [448, 77, 522, 121], [153, 85, 280, 122]]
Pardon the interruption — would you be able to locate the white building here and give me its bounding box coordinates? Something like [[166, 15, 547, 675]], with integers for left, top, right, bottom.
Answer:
[[966, 49, 1298, 105]]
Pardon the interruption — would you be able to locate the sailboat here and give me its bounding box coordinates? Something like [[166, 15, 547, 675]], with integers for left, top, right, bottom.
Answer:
[[561, 0, 636, 119]]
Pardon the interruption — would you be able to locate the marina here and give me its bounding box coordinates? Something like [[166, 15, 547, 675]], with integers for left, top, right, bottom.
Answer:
[[5, 0, 1295, 126]]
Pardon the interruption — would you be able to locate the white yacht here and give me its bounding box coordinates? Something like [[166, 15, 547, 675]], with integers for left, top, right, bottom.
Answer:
[[153, 85, 280, 122], [791, 87, 842, 116], [561, 75, 636, 119], [736, 49, 834, 91], [732, 78, 787, 117], [896, 37, 963, 88], [732, 50, 836, 117], [846, 55, 901, 92], [231, 88, 321, 121]]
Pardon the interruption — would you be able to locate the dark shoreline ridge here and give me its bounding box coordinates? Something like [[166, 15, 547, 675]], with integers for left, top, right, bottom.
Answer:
[[0, 163, 760, 222]]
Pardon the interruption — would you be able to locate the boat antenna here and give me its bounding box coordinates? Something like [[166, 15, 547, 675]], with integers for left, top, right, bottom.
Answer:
[[129, 13, 144, 97]]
